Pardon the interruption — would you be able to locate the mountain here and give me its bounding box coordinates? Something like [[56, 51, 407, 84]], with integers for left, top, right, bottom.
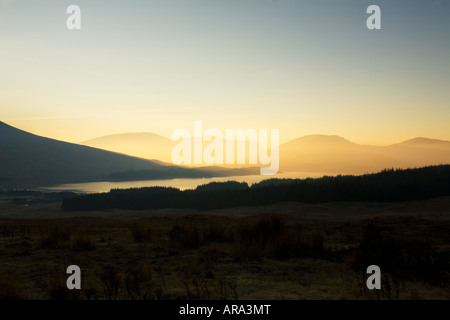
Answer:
[[390, 137, 450, 148], [279, 135, 450, 175], [0, 122, 256, 188], [282, 135, 355, 147], [79, 131, 450, 175], [81, 133, 258, 166], [82, 133, 175, 163], [279, 135, 394, 174]]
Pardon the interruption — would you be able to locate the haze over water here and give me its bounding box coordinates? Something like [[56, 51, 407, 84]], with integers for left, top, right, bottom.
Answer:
[[39, 172, 325, 193]]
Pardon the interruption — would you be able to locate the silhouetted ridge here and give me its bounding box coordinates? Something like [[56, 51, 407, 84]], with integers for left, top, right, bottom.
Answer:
[[391, 137, 450, 147], [0, 121, 255, 188], [284, 134, 355, 147]]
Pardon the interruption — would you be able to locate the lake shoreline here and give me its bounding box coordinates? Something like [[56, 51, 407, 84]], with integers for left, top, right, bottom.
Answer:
[[35, 172, 327, 194]]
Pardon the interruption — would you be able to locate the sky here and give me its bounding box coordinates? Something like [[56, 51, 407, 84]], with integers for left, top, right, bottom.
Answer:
[[1, 0, 449, 145]]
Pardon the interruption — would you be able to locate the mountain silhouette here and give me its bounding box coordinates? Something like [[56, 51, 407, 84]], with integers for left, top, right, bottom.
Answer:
[[80, 131, 450, 175], [389, 137, 450, 148], [282, 134, 355, 147], [280, 135, 450, 174], [81, 132, 260, 166], [0, 121, 255, 188]]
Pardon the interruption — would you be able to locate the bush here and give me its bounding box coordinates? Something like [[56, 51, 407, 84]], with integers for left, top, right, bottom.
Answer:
[[98, 264, 154, 300], [351, 220, 450, 285], [99, 266, 121, 300], [72, 236, 96, 251], [130, 224, 152, 243], [232, 216, 330, 262], [0, 278, 24, 300], [203, 223, 232, 243], [123, 263, 153, 300], [232, 216, 285, 262], [169, 224, 201, 249], [40, 226, 71, 249]]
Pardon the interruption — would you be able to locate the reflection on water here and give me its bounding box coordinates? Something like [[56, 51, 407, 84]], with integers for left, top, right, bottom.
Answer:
[[38, 172, 326, 194]]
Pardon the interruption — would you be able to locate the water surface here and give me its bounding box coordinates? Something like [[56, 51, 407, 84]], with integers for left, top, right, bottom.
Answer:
[[39, 172, 325, 193]]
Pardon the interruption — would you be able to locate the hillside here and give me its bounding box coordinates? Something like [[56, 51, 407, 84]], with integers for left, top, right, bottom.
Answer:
[[0, 122, 255, 188]]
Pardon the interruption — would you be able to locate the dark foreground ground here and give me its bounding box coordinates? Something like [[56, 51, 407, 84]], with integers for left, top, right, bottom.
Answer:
[[0, 194, 449, 300]]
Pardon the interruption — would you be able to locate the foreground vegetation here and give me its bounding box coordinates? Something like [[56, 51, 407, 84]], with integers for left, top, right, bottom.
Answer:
[[0, 197, 449, 300]]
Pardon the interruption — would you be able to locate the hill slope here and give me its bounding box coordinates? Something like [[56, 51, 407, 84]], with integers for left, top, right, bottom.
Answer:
[[0, 122, 255, 188]]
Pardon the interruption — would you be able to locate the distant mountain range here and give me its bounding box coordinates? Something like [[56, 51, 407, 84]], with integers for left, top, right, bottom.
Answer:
[[2, 121, 449, 188], [281, 135, 450, 174], [0, 122, 256, 188], [82, 132, 450, 175]]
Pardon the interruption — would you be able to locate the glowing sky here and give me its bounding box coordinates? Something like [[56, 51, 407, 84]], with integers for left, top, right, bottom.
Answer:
[[1, 0, 449, 144]]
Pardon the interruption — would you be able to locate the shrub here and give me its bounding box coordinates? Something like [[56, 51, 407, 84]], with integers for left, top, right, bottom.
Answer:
[[232, 216, 285, 262], [351, 220, 450, 286], [0, 278, 24, 300], [40, 225, 71, 249], [169, 224, 201, 249], [130, 224, 152, 243], [99, 266, 121, 300], [72, 235, 96, 251], [123, 263, 153, 300], [203, 223, 231, 243]]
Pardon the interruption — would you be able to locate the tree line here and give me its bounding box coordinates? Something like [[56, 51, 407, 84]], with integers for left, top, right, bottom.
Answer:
[[61, 165, 450, 211]]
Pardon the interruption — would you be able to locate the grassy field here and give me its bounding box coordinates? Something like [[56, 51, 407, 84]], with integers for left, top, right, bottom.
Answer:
[[0, 194, 449, 300]]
